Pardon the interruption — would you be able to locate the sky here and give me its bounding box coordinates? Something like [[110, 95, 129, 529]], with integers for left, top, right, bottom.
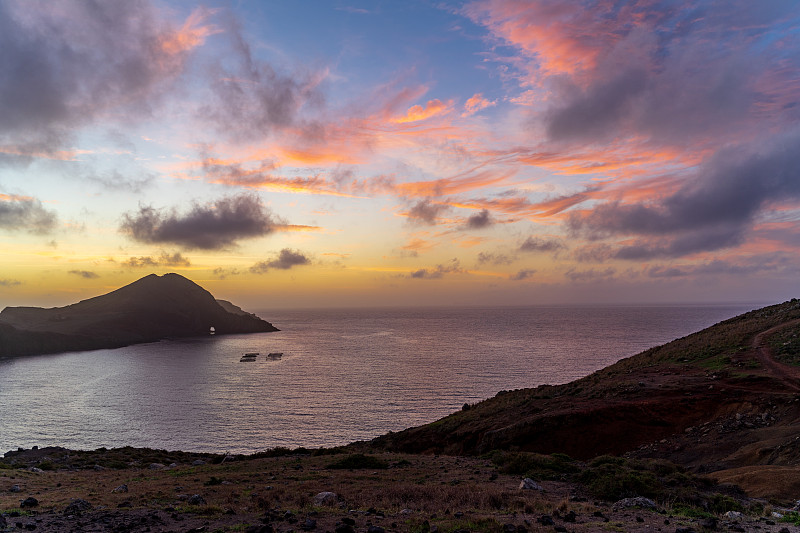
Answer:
[[1, 0, 800, 310]]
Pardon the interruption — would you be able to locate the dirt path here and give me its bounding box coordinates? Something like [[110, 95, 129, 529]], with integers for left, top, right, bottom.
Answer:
[[751, 318, 800, 392]]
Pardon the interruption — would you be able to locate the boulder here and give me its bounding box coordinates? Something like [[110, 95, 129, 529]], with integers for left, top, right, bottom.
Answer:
[[10, 484, 21, 493], [519, 478, 543, 490], [20, 497, 38, 508], [313, 491, 339, 506], [111, 484, 128, 493], [187, 494, 206, 505], [64, 499, 92, 516], [612, 497, 658, 511]]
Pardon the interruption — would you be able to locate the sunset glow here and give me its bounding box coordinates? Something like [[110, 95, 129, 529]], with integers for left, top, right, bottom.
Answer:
[[1, 1, 799, 309]]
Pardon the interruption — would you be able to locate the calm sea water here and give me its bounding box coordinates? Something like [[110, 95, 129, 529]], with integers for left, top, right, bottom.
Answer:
[[0, 305, 754, 454]]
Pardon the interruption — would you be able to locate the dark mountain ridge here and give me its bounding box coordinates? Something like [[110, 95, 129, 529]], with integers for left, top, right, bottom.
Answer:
[[0, 273, 277, 356]]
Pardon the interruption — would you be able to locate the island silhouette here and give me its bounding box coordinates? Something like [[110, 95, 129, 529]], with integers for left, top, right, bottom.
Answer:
[[0, 273, 277, 356]]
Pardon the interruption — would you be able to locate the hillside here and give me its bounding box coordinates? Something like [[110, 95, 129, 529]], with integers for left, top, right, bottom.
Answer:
[[0, 273, 277, 356], [372, 299, 800, 497]]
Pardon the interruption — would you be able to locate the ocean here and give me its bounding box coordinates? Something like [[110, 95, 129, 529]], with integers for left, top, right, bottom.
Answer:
[[0, 304, 755, 454]]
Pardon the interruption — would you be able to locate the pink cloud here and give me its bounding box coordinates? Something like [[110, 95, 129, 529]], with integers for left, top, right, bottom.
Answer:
[[462, 93, 496, 117]]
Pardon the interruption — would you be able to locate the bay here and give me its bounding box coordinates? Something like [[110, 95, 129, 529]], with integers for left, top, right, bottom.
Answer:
[[0, 304, 755, 453]]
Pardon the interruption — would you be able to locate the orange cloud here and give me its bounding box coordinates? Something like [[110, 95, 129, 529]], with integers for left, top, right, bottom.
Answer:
[[392, 99, 453, 123], [462, 93, 496, 117], [159, 7, 221, 56], [396, 168, 516, 198], [402, 238, 435, 252]]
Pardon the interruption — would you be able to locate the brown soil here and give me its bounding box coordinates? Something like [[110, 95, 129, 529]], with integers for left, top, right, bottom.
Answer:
[[1, 452, 797, 533]]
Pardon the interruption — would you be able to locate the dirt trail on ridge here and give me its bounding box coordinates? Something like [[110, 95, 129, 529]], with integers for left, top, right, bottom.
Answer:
[[751, 318, 800, 392]]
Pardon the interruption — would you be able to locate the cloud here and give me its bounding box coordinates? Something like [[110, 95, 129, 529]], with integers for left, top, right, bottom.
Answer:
[[546, 68, 647, 142], [519, 236, 564, 253], [406, 199, 449, 225], [465, 209, 493, 229], [509, 269, 536, 281], [250, 248, 311, 274], [0, 279, 21, 287], [647, 258, 784, 279], [121, 251, 191, 268], [467, 1, 800, 148], [200, 14, 325, 143], [0, 193, 58, 234], [212, 267, 241, 279], [564, 267, 616, 282], [477, 252, 513, 265], [569, 131, 800, 258], [392, 99, 452, 123], [0, 1, 217, 158], [120, 193, 283, 250], [68, 270, 99, 279], [462, 93, 496, 117], [408, 258, 464, 279], [88, 171, 155, 194]]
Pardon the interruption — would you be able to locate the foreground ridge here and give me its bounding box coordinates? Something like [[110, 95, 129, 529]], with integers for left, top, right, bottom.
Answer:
[[373, 298, 800, 498]]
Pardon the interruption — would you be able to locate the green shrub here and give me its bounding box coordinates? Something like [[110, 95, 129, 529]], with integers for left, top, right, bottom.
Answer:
[[326, 454, 389, 470], [489, 451, 578, 480]]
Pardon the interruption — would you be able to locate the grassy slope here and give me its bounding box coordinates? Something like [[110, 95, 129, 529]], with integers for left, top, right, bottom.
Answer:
[[372, 299, 800, 476]]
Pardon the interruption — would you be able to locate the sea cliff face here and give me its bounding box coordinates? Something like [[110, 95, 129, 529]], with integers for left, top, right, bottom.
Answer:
[[0, 273, 277, 357]]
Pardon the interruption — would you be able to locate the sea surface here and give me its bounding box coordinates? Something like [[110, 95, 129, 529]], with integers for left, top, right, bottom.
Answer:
[[0, 304, 756, 454]]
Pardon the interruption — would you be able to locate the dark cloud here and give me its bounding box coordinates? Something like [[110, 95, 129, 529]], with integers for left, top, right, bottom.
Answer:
[[519, 236, 564, 253], [212, 267, 241, 279], [569, 131, 800, 258], [120, 193, 282, 250], [0, 279, 21, 287], [537, 3, 800, 147], [407, 199, 449, 225], [408, 259, 463, 279], [509, 269, 536, 281], [0, 193, 58, 234], [0, 1, 205, 158], [547, 68, 647, 141], [564, 267, 616, 282], [68, 270, 99, 279], [250, 249, 311, 273], [200, 14, 324, 143], [572, 244, 613, 263], [477, 252, 514, 265], [465, 209, 493, 229], [121, 251, 191, 268], [647, 259, 781, 278]]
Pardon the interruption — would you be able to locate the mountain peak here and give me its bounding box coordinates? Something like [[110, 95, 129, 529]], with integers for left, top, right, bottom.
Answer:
[[0, 274, 278, 356]]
